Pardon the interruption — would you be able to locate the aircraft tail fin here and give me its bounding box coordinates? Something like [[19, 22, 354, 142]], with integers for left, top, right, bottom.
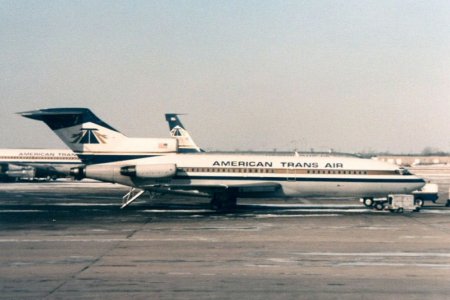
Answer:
[[20, 108, 177, 164], [165, 113, 204, 153]]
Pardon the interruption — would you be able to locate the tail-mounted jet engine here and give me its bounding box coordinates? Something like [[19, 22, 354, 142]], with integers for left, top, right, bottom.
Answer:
[[120, 164, 177, 179], [70, 163, 177, 183], [70, 163, 177, 209]]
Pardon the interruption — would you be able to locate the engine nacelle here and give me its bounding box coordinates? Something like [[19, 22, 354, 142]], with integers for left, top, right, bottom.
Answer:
[[120, 164, 177, 179], [78, 164, 129, 185], [70, 166, 86, 180]]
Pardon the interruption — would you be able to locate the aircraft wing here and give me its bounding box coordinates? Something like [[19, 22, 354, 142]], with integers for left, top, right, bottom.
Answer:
[[121, 181, 283, 209], [142, 181, 282, 195]]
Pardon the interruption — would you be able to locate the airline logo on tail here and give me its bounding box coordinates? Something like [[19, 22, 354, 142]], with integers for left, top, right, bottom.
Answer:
[[71, 128, 107, 144], [165, 113, 204, 153], [170, 125, 184, 137]]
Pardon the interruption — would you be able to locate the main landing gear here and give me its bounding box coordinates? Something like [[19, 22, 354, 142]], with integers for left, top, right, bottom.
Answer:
[[210, 189, 238, 212], [120, 187, 239, 212]]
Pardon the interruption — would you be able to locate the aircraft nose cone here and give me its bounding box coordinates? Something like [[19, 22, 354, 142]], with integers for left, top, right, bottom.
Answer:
[[414, 176, 426, 190]]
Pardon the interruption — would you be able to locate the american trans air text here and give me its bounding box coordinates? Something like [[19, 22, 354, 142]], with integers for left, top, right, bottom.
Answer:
[[212, 161, 343, 169]]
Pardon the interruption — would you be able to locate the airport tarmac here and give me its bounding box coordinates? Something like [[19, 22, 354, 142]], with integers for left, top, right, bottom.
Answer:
[[1, 169, 450, 299]]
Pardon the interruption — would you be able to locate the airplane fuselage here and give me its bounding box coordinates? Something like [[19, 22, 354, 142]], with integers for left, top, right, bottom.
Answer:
[[84, 153, 425, 199]]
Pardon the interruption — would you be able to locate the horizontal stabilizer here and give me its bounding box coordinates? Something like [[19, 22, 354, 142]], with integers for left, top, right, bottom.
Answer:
[[20, 108, 119, 132]]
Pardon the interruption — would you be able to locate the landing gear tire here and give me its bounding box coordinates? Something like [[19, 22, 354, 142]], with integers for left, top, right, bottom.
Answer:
[[374, 202, 384, 211], [210, 200, 222, 211], [363, 198, 374, 207], [210, 200, 237, 212], [210, 190, 237, 212]]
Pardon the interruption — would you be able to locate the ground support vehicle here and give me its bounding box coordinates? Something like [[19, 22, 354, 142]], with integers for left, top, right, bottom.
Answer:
[[446, 188, 450, 207], [412, 183, 439, 207], [361, 194, 421, 212], [387, 194, 420, 213]]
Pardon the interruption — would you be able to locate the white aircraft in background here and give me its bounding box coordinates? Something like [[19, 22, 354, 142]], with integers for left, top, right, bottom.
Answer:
[[0, 149, 80, 180], [21, 107, 426, 211]]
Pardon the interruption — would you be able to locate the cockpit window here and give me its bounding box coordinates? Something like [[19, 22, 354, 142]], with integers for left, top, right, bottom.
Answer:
[[396, 168, 412, 175]]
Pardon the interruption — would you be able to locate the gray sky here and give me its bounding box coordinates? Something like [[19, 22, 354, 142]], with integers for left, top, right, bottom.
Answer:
[[1, 1, 449, 153]]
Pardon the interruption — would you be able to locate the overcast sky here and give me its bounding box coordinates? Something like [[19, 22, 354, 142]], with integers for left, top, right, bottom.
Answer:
[[1, 1, 449, 153]]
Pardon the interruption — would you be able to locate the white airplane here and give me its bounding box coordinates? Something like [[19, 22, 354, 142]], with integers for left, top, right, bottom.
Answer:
[[21, 107, 426, 210], [165, 113, 203, 153], [0, 149, 81, 180]]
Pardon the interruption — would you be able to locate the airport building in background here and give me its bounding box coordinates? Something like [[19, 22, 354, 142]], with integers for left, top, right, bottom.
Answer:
[[375, 155, 450, 166]]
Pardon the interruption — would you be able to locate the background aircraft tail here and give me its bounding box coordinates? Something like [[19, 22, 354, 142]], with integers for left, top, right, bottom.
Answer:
[[21, 108, 178, 164], [165, 113, 204, 153]]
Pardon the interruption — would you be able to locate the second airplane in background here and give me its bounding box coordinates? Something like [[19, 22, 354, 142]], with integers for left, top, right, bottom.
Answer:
[[165, 113, 203, 153]]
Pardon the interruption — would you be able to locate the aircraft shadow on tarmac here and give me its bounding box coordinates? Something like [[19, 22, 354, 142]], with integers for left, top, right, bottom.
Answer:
[[0, 201, 373, 225], [1, 201, 447, 225]]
